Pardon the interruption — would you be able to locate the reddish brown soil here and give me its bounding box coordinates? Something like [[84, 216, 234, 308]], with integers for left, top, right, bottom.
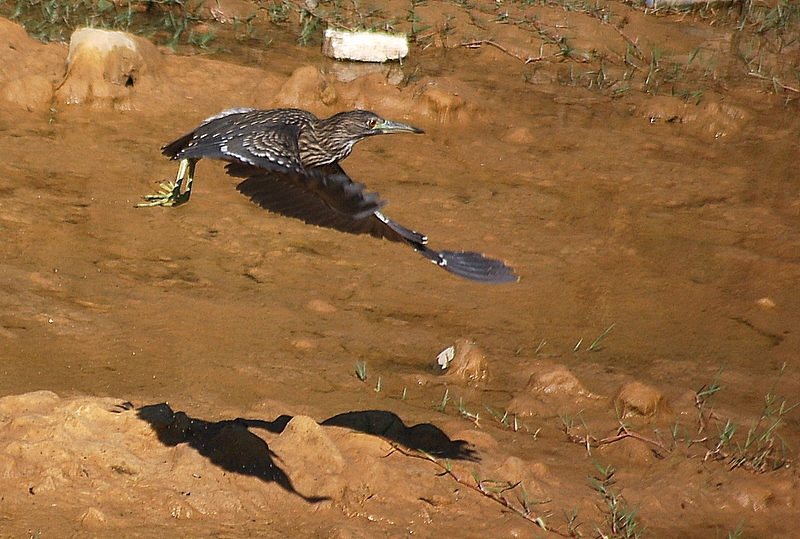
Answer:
[[1, 2, 799, 538]]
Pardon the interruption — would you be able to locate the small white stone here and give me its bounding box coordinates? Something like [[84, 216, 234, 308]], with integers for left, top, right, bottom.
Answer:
[[436, 345, 455, 370], [322, 28, 408, 62], [755, 297, 776, 309]]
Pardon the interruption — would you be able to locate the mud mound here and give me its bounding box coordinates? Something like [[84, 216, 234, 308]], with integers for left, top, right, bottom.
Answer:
[[0, 391, 501, 537]]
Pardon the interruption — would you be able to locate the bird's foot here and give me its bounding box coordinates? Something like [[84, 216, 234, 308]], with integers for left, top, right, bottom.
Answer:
[[136, 181, 190, 207]]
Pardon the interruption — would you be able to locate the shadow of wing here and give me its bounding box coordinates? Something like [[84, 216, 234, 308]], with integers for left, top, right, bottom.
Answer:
[[228, 162, 417, 243], [228, 162, 518, 284]]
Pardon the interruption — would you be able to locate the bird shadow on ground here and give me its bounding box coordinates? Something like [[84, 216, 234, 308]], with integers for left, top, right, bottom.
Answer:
[[242, 409, 476, 460], [137, 403, 322, 501], [320, 410, 477, 461], [138, 404, 477, 500]]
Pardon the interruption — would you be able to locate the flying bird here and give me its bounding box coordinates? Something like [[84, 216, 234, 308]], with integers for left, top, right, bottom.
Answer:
[[140, 108, 517, 284]]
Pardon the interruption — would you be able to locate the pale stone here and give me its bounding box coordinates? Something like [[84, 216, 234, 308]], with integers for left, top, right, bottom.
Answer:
[[322, 29, 408, 62]]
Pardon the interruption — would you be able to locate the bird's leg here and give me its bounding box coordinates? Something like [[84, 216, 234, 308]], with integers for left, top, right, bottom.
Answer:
[[137, 159, 197, 207]]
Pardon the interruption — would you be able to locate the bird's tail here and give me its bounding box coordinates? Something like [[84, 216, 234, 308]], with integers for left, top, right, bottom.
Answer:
[[374, 212, 517, 284], [415, 246, 518, 284]]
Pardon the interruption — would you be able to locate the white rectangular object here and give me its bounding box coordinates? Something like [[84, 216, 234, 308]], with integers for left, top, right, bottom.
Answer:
[[322, 28, 408, 62]]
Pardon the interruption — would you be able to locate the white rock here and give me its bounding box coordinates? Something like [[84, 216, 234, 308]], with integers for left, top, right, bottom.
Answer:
[[436, 345, 455, 370], [322, 28, 408, 62]]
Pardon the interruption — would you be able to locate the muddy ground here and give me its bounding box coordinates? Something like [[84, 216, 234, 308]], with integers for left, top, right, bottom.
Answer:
[[1, 1, 799, 537]]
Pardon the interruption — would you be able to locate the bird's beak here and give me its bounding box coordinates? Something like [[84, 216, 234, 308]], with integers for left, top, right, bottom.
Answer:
[[376, 119, 424, 135]]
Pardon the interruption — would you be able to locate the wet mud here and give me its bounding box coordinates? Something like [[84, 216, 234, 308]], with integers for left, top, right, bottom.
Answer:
[[1, 3, 799, 538]]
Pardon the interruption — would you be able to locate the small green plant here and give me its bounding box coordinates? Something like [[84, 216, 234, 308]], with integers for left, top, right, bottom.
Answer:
[[727, 363, 797, 472], [691, 364, 796, 472], [589, 323, 615, 351], [589, 461, 646, 539], [560, 409, 594, 451], [1, 0, 207, 46], [564, 507, 583, 538], [297, 9, 321, 45], [433, 388, 450, 412], [457, 397, 480, 425], [354, 360, 368, 381], [407, 1, 431, 40], [485, 404, 520, 432], [705, 418, 739, 461], [188, 27, 217, 49], [695, 365, 725, 422], [728, 519, 745, 539], [265, 0, 292, 25]]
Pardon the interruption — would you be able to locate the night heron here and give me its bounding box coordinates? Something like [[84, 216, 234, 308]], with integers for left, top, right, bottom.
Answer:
[[140, 108, 517, 284]]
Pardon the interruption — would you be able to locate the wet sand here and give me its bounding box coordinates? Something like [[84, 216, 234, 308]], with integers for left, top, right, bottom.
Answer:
[[1, 3, 799, 537]]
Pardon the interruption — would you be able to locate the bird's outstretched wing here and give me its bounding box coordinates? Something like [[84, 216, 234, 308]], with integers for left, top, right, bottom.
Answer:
[[229, 163, 518, 284]]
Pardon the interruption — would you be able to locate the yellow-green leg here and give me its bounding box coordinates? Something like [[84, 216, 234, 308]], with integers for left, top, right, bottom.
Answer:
[[137, 158, 198, 207]]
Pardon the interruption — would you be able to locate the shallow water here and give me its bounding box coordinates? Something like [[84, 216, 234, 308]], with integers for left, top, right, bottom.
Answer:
[[1, 3, 800, 537]]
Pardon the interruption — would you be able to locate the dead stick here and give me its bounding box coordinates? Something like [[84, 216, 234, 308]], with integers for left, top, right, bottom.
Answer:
[[384, 441, 571, 537], [461, 39, 548, 64], [598, 425, 667, 450], [747, 72, 800, 93]]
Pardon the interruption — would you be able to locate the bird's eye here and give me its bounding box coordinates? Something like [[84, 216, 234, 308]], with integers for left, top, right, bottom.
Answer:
[[367, 118, 379, 128]]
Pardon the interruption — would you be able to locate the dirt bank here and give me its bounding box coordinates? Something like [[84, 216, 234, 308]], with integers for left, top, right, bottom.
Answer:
[[1, 3, 799, 537]]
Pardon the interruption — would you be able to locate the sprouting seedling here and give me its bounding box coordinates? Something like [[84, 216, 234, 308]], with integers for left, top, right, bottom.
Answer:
[[434, 388, 450, 412], [564, 508, 582, 537], [687, 46, 701, 68], [696, 366, 725, 406], [589, 461, 646, 538], [354, 360, 368, 381], [457, 398, 480, 425], [728, 519, 745, 539], [589, 323, 615, 351], [485, 405, 520, 431]]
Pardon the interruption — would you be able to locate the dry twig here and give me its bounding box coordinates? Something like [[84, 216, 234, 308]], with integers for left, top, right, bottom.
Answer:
[[461, 38, 548, 64], [384, 441, 573, 537]]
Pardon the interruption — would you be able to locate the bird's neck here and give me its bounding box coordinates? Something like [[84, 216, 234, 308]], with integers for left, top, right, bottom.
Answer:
[[298, 118, 358, 168]]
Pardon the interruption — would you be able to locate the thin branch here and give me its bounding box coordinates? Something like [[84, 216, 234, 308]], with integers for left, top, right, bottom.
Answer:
[[598, 424, 667, 450], [384, 441, 573, 537], [461, 38, 548, 64], [747, 72, 800, 93]]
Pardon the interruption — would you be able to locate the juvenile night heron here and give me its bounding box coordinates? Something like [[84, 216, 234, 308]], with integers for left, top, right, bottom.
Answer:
[[140, 108, 517, 284]]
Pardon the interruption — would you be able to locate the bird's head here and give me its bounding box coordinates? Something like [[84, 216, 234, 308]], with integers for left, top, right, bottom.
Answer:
[[332, 110, 424, 137], [314, 110, 424, 163]]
